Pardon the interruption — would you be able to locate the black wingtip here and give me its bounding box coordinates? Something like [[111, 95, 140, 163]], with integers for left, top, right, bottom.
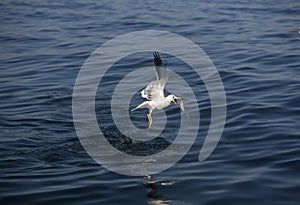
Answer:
[[153, 51, 163, 67]]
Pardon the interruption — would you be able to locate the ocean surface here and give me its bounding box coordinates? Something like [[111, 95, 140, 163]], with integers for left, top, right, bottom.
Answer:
[[1, 0, 300, 204]]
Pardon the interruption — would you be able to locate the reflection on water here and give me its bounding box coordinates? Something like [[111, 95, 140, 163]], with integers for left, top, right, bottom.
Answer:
[[143, 158, 176, 204], [145, 175, 176, 205]]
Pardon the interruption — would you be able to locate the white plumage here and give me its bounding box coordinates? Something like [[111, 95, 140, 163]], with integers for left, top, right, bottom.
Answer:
[[131, 51, 184, 128]]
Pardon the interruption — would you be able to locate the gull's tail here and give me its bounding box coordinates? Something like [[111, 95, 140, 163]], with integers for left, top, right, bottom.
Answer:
[[131, 107, 138, 112], [131, 101, 150, 112]]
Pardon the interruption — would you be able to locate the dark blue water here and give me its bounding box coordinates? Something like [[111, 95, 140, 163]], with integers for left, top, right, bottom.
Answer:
[[1, 0, 300, 204]]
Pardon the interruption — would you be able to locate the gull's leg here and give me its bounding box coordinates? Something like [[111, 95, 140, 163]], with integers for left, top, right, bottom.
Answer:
[[147, 110, 153, 128], [131, 101, 153, 127]]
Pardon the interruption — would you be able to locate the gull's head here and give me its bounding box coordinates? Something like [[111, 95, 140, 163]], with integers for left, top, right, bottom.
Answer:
[[166, 94, 182, 106]]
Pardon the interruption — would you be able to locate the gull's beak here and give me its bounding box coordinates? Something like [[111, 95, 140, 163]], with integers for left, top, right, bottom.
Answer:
[[172, 99, 178, 106]]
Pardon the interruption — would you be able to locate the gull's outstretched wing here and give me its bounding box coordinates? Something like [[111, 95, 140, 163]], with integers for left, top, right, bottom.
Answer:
[[140, 52, 169, 101], [153, 51, 169, 88], [141, 81, 164, 101]]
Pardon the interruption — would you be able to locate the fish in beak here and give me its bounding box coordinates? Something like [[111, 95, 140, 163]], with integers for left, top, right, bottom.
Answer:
[[173, 96, 184, 111], [179, 100, 185, 111]]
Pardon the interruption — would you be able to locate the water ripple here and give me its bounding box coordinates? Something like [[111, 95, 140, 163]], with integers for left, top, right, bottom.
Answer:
[[1, 0, 300, 204]]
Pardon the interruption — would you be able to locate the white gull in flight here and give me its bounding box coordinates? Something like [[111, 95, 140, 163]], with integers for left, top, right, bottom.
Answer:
[[131, 51, 184, 128]]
